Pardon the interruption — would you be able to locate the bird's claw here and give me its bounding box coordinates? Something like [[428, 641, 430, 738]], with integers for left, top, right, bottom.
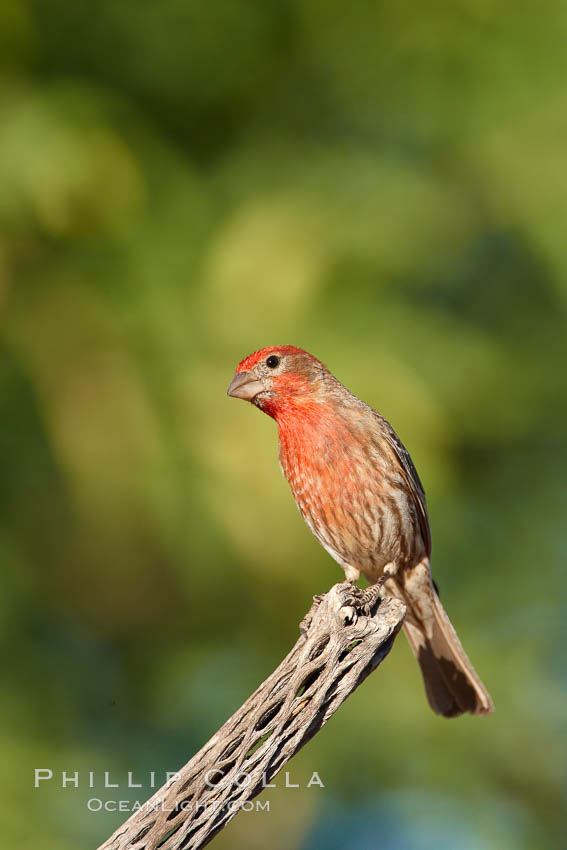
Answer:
[[337, 581, 382, 624], [357, 584, 384, 616]]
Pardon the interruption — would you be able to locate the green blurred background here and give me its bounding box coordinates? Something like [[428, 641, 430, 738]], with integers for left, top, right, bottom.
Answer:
[[1, 1, 566, 847]]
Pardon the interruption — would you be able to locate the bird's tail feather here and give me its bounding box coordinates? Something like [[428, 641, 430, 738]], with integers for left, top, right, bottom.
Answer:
[[386, 561, 494, 717]]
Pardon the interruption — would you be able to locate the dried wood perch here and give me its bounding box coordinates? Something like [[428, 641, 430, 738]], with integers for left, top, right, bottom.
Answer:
[[97, 582, 406, 850]]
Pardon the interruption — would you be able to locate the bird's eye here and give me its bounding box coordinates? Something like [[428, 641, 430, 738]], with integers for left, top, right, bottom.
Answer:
[[266, 355, 280, 368]]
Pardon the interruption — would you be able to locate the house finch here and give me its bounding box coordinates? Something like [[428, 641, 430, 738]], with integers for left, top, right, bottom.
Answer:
[[227, 346, 494, 717]]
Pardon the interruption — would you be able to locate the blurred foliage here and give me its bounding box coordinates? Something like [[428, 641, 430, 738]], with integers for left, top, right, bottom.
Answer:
[[0, 1, 565, 848]]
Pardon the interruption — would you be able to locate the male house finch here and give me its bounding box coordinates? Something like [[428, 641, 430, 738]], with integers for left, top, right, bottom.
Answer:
[[227, 346, 494, 717]]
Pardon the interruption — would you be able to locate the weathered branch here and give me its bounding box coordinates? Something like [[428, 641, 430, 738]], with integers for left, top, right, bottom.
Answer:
[[97, 582, 406, 850]]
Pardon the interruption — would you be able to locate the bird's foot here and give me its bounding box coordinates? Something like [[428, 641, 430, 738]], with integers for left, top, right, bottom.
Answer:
[[357, 583, 384, 616], [335, 580, 383, 623], [336, 580, 361, 609]]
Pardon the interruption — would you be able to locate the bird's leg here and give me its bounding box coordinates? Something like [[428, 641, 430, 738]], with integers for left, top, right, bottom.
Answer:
[[376, 562, 396, 590], [358, 563, 396, 613]]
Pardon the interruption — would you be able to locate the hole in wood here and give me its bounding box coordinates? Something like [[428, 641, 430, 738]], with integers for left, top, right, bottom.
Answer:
[[324, 657, 357, 703], [309, 636, 330, 661], [217, 759, 236, 776], [166, 795, 194, 821], [244, 729, 274, 760], [219, 735, 244, 761], [295, 666, 323, 698], [254, 700, 284, 731], [338, 639, 362, 662], [178, 822, 200, 850], [132, 824, 152, 842], [206, 769, 225, 787], [157, 823, 182, 848]]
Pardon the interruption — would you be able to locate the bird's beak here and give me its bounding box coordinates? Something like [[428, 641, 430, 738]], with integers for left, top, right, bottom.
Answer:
[[227, 371, 266, 401]]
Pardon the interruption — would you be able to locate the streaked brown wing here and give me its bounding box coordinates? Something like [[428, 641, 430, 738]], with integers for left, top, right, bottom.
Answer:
[[376, 413, 432, 556]]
